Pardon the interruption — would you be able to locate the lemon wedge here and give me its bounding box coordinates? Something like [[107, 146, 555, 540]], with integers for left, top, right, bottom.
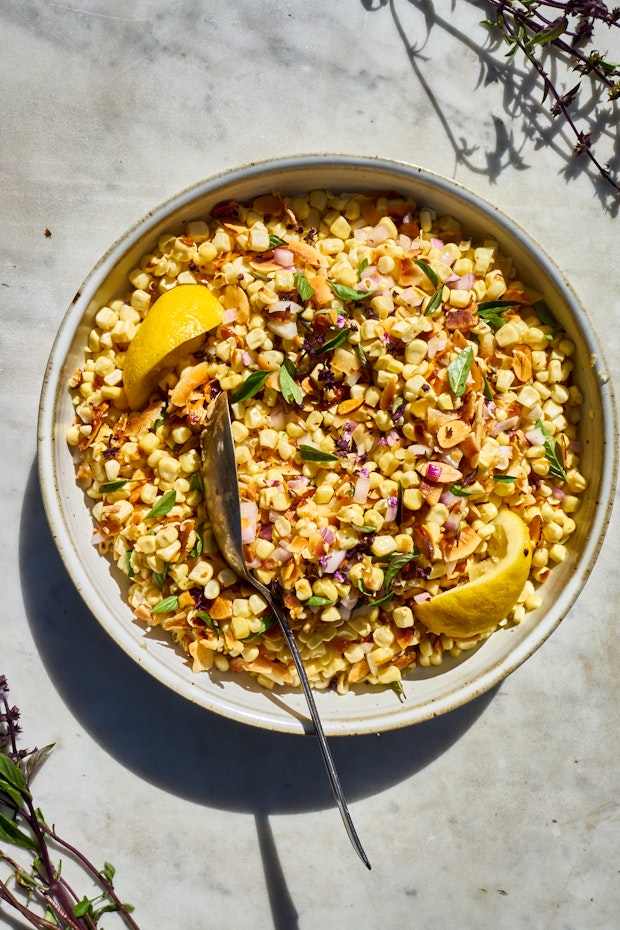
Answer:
[[123, 284, 223, 409], [413, 510, 533, 638]]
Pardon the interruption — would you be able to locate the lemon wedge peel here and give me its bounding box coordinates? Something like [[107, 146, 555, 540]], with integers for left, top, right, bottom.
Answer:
[[413, 510, 533, 638], [122, 284, 223, 410]]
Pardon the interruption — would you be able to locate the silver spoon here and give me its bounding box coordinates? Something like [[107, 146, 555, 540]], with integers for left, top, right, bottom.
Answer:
[[201, 391, 371, 870]]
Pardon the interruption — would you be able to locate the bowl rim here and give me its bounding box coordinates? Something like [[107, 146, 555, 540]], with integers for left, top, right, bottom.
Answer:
[[37, 153, 619, 734]]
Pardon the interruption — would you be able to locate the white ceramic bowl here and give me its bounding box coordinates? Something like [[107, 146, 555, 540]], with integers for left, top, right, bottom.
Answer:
[[38, 155, 617, 735]]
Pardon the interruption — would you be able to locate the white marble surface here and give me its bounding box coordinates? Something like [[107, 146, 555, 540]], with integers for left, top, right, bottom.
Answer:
[[1, 1, 619, 928]]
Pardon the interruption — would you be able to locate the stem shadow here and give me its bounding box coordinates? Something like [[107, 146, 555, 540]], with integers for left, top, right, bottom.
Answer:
[[361, 0, 619, 214]]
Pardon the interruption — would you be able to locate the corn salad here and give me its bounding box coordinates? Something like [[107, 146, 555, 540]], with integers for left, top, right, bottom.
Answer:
[[67, 190, 586, 693]]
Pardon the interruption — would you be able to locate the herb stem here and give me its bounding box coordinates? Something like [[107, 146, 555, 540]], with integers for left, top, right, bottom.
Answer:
[[485, 1, 620, 192]]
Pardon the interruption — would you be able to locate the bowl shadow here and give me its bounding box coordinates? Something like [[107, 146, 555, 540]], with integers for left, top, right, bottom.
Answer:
[[20, 458, 498, 816]]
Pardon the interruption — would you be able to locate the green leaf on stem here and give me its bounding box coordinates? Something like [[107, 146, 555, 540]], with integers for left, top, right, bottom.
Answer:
[[447, 346, 474, 397], [279, 357, 303, 405], [424, 287, 444, 316], [298, 444, 338, 463], [144, 489, 176, 520], [231, 369, 271, 404], [241, 614, 278, 641], [0, 813, 37, 850], [536, 419, 568, 482], [304, 595, 333, 607], [317, 328, 351, 355], [329, 281, 378, 302], [413, 258, 440, 288], [294, 272, 314, 302], [152, 595, 179, 614]]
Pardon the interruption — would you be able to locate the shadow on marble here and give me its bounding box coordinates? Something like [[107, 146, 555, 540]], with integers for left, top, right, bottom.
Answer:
[[20, 460, 498, 816], [361, 0, 619, 215]]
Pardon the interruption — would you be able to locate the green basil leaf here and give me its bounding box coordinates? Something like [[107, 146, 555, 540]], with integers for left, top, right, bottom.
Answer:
[[98, 478, 137, 494], [534, 299, 558, 329], [100, 861, 116, 883], [357, 257, 369, 280], [476, 301, 517, 331], [294, 272, 314, 302], [0, 754, 29, 798], [152, 595, 179, 614], [298, 444, 339, 463], [190, 525, 203, 558], [279, 357, 303, 405], [356, 343, 369, 365], [125, 549, 135, 579], [304, 595, 333, 607], [230, 369, 271, 404], [153, 563, 169, 590], [189, 473, 203, 493], [493, 474, 518, 483], [527, 15, 567, 48], [536, 419, 568, 481], [449, 483, 474, 496], [196, 610, 220, 632], [477, 300, 517, 311], [330, 281, 377, 302], [0, 813, 37, 850], [144, 489, 176, 520], [73, 897, 95, 918], [413, 258, 440, 288], [447, 346, 474, 396], [241, 613, 278, 641], [269, 235, 287, 248], [317, 328, 351, 355], [483, 375, 494, 401], [382, 551, 418, 591], [424, 287, 444, 316]]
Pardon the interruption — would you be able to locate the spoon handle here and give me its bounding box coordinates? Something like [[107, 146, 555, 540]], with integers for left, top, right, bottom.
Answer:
[[257, 584, 371, 870]]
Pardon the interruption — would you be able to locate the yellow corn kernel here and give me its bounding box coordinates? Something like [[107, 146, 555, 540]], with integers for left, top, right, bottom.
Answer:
[[320, 606, 342, 624]]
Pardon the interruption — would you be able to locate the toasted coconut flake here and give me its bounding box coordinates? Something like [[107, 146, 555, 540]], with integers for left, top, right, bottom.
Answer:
[[285, 239, 328, 268], [170, 361, 210, 408]]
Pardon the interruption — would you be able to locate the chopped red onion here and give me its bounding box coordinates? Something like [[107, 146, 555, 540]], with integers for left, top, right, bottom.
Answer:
[[319, 526, 336, 545], [426, 462, 442, 480], [384, 497, 398, 522], [267, 319, 298, 340], [413, 591, 432, 604], [367, 224, 390, 246], [321, 549, 346, 574], [430, 237, 444, 248], [440, 490, 461, 508], [353, 474, 370, 504], [273, 246, 294, 266], [91, 531, 105, 546], [490, 415, 519, 436], [525, 427, 546, 446], [221, 307, 239, 323], [398, 286, 424, 308], [271, 546, 293, 563]]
